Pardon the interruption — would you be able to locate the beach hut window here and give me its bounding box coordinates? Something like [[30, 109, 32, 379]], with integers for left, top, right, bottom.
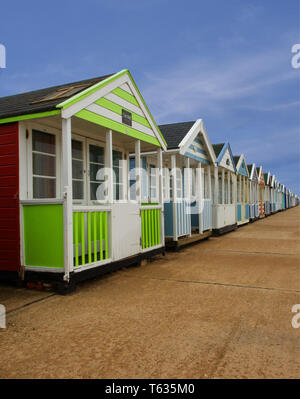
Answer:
[[211, 175, 215, 203], [129, 158, 136, 201], [72, 139, 84, 200], [241, 178, 244, 202], [32, 130, 56, 199], [237, 181, 240, 202], [113, 150, 123, 201], [176, 168, 182, 199], [191, 169, 196, 199], [230, 179, 233, 204], [149, 164, 157, 201], [224, 178, 228, 204], [141, 157, 148, 201], [162, 168, 170, 202], [89, 144, 105, 201]]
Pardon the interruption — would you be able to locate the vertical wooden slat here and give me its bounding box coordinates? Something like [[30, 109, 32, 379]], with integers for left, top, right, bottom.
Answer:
[[151, 209, 154, 247], [93, 212, 97, 262], [145, 210, 148, 248], [74, 212, 79, 267], [153, 209, 157, 245], [142, 210, 145, 249], [88, 212, 92, 264], [156, 209, 160, 245], [99, 212, 103, 261], [104, 211, 108, 259], [81, 212, 85, 265]]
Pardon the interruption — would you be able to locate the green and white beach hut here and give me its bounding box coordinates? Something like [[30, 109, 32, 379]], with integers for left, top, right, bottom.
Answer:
[[0, 69, 167, 291]]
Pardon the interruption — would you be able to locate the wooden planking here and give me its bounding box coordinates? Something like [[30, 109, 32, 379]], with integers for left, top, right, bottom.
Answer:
[[0, 122, 20, 272]]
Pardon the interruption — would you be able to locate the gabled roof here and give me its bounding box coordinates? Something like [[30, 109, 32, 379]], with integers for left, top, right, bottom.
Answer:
[[270, 175, 276, 187], [264, 172, 270, 185], [0, 69, 167, 149], [159, 121, 195, 149], [158, 120, 216, 165], [247, 164, 258, 181], [233, 154, 249, 177], [256, 166, 265, 185], [233, 156, 240, 166], [212, 143, 225, 158], [212, 142, 236, 172], [0, 74, 113, 120]]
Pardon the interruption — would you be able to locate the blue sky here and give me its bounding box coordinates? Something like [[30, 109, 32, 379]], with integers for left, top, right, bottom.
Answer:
[[1, 0, 299, 194]]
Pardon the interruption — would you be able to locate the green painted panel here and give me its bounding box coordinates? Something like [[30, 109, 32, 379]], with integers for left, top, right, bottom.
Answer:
[[23, 204, 64, 268], [141, 208, 161, 249], [112, 87, 139, 107], [75, 109, 160, 147], [0, 110, 61, 125], [94, 97, 151, 128]]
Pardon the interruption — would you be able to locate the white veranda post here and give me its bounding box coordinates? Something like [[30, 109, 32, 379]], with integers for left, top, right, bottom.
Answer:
[[157, 148, 164, 245], [171, 154, 177, 240], [197, 162, 203, 234], [214, 166, 218, 205], [135, 140, 141, 204], [105, 130, 113, 203], [62, 117, 73, 280], [221, 169, 225, 205]]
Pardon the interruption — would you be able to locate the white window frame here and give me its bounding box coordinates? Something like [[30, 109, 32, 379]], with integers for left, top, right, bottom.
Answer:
[[27, 123, 61, 200], [71, 134, 87, 205], [112, 148, 126, 202], [87, 137, 106, 204]]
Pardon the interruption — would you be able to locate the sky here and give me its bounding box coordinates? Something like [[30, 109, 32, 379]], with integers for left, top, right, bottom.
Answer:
[[0, 0, 299, 194]]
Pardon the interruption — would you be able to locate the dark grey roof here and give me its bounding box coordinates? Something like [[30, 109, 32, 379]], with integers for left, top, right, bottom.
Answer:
[[0, 74, 114, 120], [158, 121, 195, 149], [247, 164, 253, 174], [233, 155, 240, 165], [212, 143, 225, 158]]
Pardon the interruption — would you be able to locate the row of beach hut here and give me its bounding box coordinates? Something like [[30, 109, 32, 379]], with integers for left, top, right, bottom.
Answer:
[[0, 69, 298, 292]]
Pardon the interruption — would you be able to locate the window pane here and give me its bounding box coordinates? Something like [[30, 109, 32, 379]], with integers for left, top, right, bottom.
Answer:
[[73, 180, 84, 200], [72, 159, 83, 180], [90, 163, 104, 182], [89, 144, 104, 164], [33, 177, 56, 198], [32, 130, 55, 154], [113, 167, 120, 183], [113, 150, 122, 166], [33, 153, 56, 177], [90, 182, 104, 201], [218, 177, 222, 204], [114, 184, 122, 200], [72, 140, 83, 160]]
